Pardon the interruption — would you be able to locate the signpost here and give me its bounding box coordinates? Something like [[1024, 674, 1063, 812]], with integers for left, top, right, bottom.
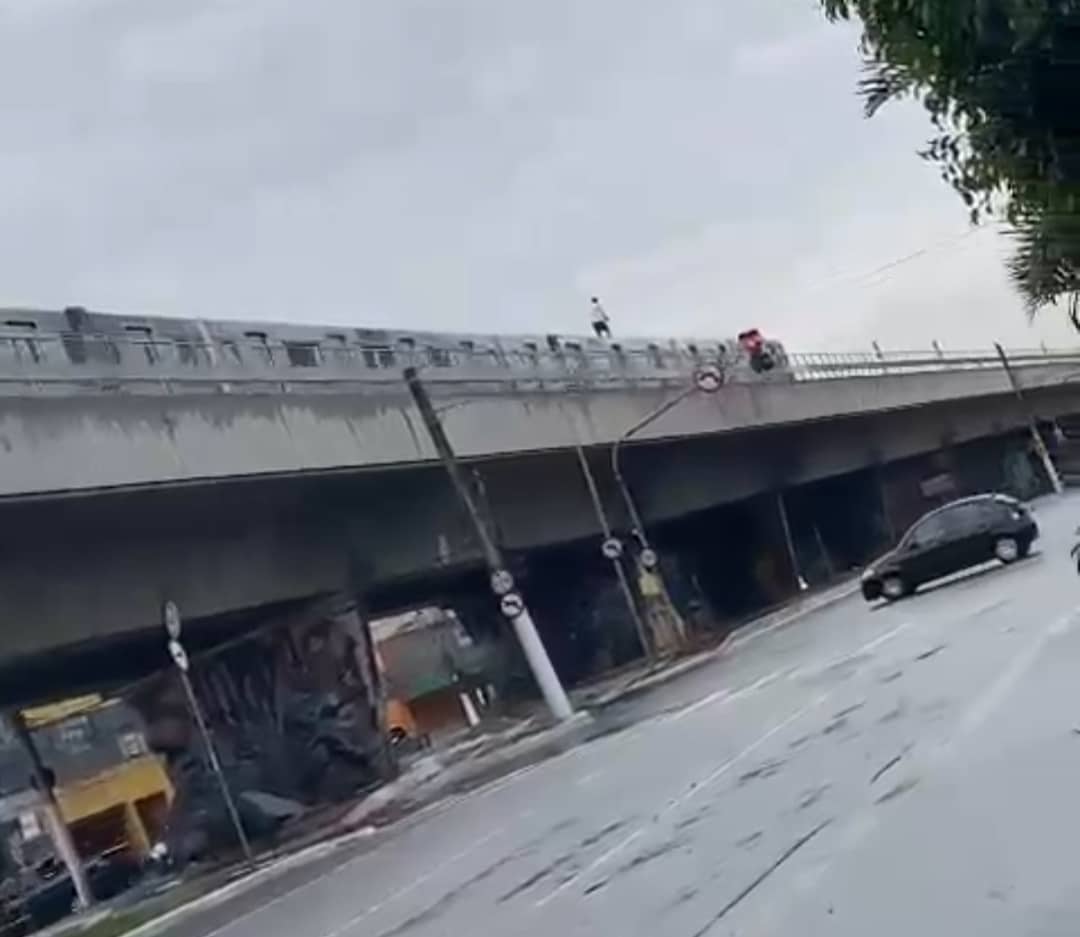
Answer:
[[601, 537, 624, 560], [499, 592, 525, 619], [162, 601, 253, 863]]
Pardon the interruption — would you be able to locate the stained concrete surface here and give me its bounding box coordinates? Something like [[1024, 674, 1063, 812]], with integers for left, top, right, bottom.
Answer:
[[155, 492, 1080, 937]]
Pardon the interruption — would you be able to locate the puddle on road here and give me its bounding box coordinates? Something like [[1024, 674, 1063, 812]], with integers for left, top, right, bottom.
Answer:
[[797, 783, 831, 810], [878, 703, 905, 724], [914, 643, 948, 662], [498, 851, 578, 903], [735, 830, 764, 850], [875, 776, 920, 805], [583, 835, 688, 896], [738, 758, 786, 785]]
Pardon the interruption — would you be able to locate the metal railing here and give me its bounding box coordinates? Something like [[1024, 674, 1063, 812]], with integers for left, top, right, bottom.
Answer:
[[787, 347, 1080, 381], [0, 329, 1074, 395]]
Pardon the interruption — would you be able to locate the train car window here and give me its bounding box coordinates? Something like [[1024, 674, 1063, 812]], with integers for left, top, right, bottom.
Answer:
[[647, 343, 665, 368], [220, 340, 243, 365], [4, 320, 41, 363], [285, 341, 321, 367], [686, 343, 700, 359], [124, 325, 159, 364], [428, 346, 452, 367], [361, 345, 394, 368], [244, 331, 274, 364]]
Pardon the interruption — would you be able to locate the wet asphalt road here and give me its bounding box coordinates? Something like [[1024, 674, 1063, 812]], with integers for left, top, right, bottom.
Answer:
[[166, 493, 1080, 937]]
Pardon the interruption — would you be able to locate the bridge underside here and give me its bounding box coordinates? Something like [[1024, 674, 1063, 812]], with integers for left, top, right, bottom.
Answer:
[[0, 381, 1069, 705]]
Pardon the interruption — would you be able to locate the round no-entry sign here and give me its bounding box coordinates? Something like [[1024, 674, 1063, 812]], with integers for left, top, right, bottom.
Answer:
[[693, 364, 723, 394], [168, 639, 190, 673], [499, 592, 525, 619], [601, 537, 623, 560]]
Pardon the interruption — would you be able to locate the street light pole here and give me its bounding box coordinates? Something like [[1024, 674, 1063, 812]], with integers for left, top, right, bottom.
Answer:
[[573, 442, 653, 660], [404, 367, 574, 722], [610, 366, 724, 554], [995, 343, 1065, 495], [609, 366, 724, 650]]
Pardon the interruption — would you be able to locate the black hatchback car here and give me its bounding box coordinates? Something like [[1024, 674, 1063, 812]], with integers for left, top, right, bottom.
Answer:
[[861, 494, 1038, 602]]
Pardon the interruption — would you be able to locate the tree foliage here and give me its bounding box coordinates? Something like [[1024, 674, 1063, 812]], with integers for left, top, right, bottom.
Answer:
[[821, 1, 1080, 317]]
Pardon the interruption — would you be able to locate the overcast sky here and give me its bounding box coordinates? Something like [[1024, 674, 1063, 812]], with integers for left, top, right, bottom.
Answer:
[[0, 0, 1076, 351]]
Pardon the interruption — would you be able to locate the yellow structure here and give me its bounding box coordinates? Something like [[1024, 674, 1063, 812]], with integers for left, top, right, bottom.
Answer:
[[54, 754, 174, 859], [20, 695, 175, 861], [21, 695, 103, 730]]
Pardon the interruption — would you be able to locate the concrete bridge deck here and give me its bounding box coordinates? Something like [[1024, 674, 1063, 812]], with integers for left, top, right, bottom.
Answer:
[[0, 329, 1078, 499]]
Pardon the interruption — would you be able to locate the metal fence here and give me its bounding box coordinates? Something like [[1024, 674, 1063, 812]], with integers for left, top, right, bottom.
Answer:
[[0, 328, 1074, 395]]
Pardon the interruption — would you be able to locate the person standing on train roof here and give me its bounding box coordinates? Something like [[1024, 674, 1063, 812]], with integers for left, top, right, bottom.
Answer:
[[590, 297, 611, 339]]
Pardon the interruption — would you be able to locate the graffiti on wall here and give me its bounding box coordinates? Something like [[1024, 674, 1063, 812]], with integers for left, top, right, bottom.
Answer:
[[131, 604, 391, 861]]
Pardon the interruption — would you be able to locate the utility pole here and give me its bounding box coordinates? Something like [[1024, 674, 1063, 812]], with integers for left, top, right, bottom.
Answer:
[[995, 343, 1064, 495], [10, 713, 92, 909], [404, 367, 574, 722]]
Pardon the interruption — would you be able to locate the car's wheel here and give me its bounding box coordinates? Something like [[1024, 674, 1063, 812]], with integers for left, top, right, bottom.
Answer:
[[881, 575, 907, 601], [994, 536, 1020, 564]]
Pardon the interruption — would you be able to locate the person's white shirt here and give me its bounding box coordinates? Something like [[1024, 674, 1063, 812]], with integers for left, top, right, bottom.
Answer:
[[590, 298, 609, 327]]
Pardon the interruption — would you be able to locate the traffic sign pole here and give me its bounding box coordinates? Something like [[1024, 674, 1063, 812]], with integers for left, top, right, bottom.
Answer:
[[162, 602, 254, 863], [573, 443, 652, 660], [405, 368, 574, 722], [608, 366, 725, 650]]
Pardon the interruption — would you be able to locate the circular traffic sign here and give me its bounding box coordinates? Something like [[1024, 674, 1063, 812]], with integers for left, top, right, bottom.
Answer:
[[168, 639, 190, 673], [163, 600, 182, 640], [693, 364, 723, 394], [499, 592, 525, 619], [490, 569, 515, 597], [601, 537, 624, 560], [639, 547, 659, 570]]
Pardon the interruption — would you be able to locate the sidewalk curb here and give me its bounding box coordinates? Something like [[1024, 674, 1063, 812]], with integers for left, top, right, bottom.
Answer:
[[101, 826, 379, 937], [340, 710, 594, 828], [584, 578, 861, 708], [726, 577, 861, 652]]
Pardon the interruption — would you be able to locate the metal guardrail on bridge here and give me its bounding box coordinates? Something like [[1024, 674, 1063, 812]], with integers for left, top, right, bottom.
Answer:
[[0, 329, 1075, 395]]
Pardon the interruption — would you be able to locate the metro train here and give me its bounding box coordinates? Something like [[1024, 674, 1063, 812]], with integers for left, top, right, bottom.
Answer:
[[0, 305, 792, 381]]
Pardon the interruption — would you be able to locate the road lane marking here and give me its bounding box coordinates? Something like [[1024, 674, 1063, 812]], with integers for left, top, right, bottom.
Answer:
[[533, 689, 836, 909], [955, 607, 1077, 740], [197, 825, 507, 937], [668, 667, 788, 723], [319, 826, 507, 937], [790, 621, 912, 680]]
